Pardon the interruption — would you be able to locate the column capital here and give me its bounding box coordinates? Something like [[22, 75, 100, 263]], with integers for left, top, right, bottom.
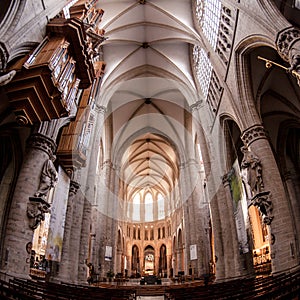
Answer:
[[276, 26, 300, 61], [241, 124, 268, 146], [27, 133, 57, 157], [276, 27, 300, 86]]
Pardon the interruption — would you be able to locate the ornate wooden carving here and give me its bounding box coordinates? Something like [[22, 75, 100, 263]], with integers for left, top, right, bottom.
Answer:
[[56, 61, 106, 172], [4, 0, 105, 125]]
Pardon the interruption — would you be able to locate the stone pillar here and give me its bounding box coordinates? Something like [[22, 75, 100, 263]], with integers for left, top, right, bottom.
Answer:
[[56, 180, 80, 282], [127, 254, 132, 277], [167, 253, 171, 277], [215, 182, 234, 279], [68, 189, 85, 283], [0, 133, 56, 278], [138, 247, 145, 274], [283, 171, 300, 261], [155, 253, 159, 275], [210, 193, 225, 280], [78, 198, 92, 284], [222, 173, 251, 277], [241, 125, 298, 273]]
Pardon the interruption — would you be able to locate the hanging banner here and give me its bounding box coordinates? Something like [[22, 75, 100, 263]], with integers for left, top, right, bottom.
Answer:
[[105, 245, 112, 261], [190, 244, 197, 260], [228, 160, 249, 254], [46, 166, 70, 261]]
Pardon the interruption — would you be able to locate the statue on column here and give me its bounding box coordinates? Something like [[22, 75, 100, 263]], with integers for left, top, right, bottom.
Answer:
[[240, 146, 263, 196], [240, 146, 273, 225], [27, 155, 58, 230], [34, 155, 58, 200]]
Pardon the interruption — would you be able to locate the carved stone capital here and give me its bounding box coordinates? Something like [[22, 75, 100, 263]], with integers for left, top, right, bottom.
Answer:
[[27, 133, 57, 157], [241, 125, 267, 146], [27, 197, 51, 230], [276, 26, 300, 61]]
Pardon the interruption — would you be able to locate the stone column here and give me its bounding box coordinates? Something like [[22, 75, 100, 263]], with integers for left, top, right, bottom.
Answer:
[[222, 173, 250, 277], [78, 198, 92, 284], [167, 253, 171, 277], [209, 193, 225, 280], [0, 133, 56, 278], [68, 189, 85, 283], [241, 125, 298, 273], [283, 171, 300, 261], [215, 182, 235, 279], [56, 180, 80, 282], [155, 253, 159, 275], [127, 254, 132, 277]]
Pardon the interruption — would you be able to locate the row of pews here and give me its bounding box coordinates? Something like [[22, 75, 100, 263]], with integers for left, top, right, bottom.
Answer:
[[0, 268, 299, 300], [165, 268, 300, 299], [0, 277, 135, 300]]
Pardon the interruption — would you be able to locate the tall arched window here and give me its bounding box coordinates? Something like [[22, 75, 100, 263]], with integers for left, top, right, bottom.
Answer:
[[145, 192, 153, 222], [195, 0, 221, 50], [132, 193, 140, 222], [193, 46, 212, 99], [157, 193, 165, 220]]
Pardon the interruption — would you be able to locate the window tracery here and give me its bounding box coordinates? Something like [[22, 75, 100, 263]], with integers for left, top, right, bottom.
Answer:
[[195, 0, 221, 50]]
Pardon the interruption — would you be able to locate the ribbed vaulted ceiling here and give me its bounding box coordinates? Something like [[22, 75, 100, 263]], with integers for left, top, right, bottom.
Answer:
[[97, 0, 202, 200]]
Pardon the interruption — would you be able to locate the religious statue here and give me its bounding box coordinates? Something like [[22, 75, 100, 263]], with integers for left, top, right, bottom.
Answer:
[[240, 146, 263, 196], [240, 145, 274, 224], [34, 155, 58, 201]]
